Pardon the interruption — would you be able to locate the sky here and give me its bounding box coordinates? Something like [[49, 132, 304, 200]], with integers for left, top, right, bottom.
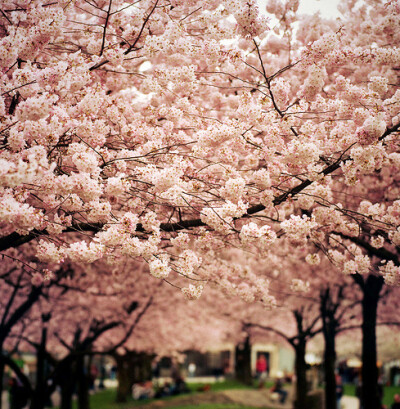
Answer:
[[256, 0, 342, 19]]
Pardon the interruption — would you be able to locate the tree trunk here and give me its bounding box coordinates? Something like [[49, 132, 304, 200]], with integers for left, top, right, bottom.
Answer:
[[0, 357, 5, 409], [60, 360, 75, 409], [235, 336, 252, 385], [115, 354, 132, 403], [323, 322, 336, 409], [361, 275, 383, 409], [60, 386, 74, 409], [137, 353, 153, 382], [77, 354, 90, 409], [30, 327, 47, 409], [320, 289, 337, 409], [294, 338, 308, 409], [114, 351, 154, 402]]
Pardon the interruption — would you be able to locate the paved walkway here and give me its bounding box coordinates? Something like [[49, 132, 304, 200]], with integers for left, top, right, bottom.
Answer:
[[223, 389, 292, 408]]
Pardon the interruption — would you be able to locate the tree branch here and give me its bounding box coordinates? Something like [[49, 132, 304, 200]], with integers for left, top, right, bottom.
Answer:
[[2, 121, 399, 252], [245, 322, 295, 346], [0, 354, 32, 393]]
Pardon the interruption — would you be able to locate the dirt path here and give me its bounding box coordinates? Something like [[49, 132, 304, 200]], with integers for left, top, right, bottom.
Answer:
[[133, 389, 292, 409]]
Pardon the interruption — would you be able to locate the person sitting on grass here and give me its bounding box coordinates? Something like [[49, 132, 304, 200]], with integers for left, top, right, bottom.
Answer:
[[271, 378, 288, 404], [132, 381, 155, 400]]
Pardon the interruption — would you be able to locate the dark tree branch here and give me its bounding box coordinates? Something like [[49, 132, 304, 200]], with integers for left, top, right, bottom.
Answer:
[[0, 354, 32, 393], [245, 322, 295, 346], [0, 285, 42, 345], [99, 0, 113, 57], [105, 295, 154, 354]]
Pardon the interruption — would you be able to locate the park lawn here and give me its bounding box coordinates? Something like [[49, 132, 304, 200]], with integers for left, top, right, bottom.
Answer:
[[344, 383, 400, 407], [64, 381, 277, 409]]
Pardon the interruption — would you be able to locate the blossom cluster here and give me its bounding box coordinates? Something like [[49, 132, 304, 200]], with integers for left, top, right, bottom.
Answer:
[[281, 215, 317, 245], [1, 0, 400, 306], [240, 222, 277, 248]]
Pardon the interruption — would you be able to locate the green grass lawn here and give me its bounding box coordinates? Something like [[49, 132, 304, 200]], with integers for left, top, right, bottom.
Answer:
[[344, 383, 400, 407]]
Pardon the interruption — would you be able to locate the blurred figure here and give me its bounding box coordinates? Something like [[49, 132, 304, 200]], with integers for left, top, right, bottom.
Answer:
[[188, 362, 196, 378], [378, 375, 385, 407], [151, 359, 160, 379], [355, 374, 363, 409], [336, 373, 344, 409], [89, 364, 98, 391], [9, 377, 29, 409], [98, 364, 106, 389], [132, 381, 154, 400], [256, 354, 268, 379], [171, 363, 189, 395], [391, 394, 400, 409], [271, 378, 288, 404], [256, 354, 268, 388], [110, 364, 117, 380], [223, 358, 231, 376]]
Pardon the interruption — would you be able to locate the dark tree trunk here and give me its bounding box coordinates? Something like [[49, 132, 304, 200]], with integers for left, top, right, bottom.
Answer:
[[115, 351, 153, 402], [60, 360, 75, 409], [137, 353, 153, 382], [235, 336, 252, 385], [0, 357, 5, 409], [60, 386, 74, 409], [77, 354, 90, 409], [320, 288, 338, 409], [30, 327, 47, 409], [0, 283, 42, 409], [294, 338, 307, 409], [361, 275, 383, 409], [323, 321, 336, 409], [115, 354, 133, 403]]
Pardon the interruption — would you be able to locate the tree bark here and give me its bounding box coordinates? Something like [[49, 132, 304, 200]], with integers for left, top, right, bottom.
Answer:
[[0, 286, 42, 346], [114, 351, 153, 402], [360, 275, 383, 409], [0, 358, 5, 409], [322, 321, 336, 409], [59, 359, 75, 409], [320, 288, 338, 409], [294, 338, 307, 409], [30, 327, 47, 409], [115, 354, 132, 403], [235, 336, 252, 386], [77, 354, 90, 409]]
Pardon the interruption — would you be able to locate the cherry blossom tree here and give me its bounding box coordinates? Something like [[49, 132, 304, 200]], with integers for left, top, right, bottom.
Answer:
[[7, 256, 231, 409], [1, 1, 400, 408], [244, 251, 359, 409], [0, 247, 74, 409]]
